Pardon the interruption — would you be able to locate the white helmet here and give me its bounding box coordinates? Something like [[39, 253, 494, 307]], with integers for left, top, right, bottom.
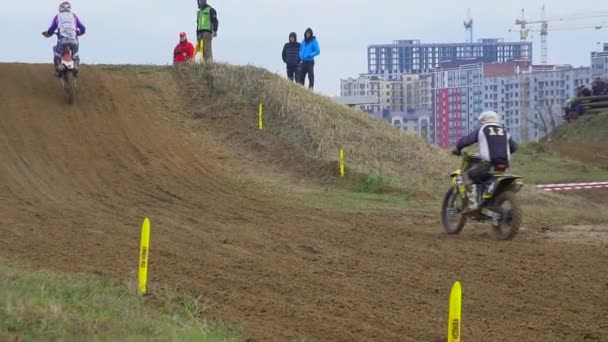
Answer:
[[59, 1, 71, 13], [478, 111, 499, 124]]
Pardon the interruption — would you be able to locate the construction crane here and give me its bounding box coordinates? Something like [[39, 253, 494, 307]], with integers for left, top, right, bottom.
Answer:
[[513, 6, 608, 64], [464, 8, 473, 44]]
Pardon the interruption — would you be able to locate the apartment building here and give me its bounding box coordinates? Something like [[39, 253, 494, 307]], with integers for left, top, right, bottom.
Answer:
[[368, 39, 532, 75], [340, 74, 403, 112], [431, 63, 484, 148], [483, 65, 591, 141], [591, 43, 608, 78], [389, 112, 432, 142], [340, 73, 428, 113]]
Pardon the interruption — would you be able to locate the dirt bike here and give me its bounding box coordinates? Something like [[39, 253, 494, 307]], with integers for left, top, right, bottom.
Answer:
[[440, 151, 524, 240], [57, 44, 77, 104], [43, 31, 80, 104]]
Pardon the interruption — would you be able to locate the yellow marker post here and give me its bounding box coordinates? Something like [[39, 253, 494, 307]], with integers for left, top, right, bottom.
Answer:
[[258, 103, 264, 130], [197, 40, 204, 63], [447, 281, 462, 342], [339, 149, 345, 177], [138, 218, 151, 295]]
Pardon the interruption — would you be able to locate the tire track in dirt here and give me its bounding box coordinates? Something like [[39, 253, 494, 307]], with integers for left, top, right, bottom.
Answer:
[[1, 64, 607, 341]]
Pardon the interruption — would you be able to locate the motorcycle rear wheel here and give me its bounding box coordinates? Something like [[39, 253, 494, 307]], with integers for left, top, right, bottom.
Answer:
[[441, 187, 467, 235], [491, 191, 522, 240]]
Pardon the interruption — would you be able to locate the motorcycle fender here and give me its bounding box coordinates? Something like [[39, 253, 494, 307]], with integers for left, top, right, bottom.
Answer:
[[483, 177, 524, 199], [450, 169, 462, 186], [62, 61, 75, 70]]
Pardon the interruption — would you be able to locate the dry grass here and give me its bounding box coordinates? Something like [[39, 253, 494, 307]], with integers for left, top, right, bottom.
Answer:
[[179, 63, 452, 196], [547, 112, 608, 143]]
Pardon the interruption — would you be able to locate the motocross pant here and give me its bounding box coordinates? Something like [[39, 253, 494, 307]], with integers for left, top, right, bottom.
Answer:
[[466, 162, 493, 184], [464, 161, 508, 202], [53, 38, 80, 74]]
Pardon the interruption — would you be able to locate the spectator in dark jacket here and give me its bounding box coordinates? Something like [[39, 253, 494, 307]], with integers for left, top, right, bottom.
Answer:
[[282, 32, 301, 82], [577, 85, 592, 97], [592, 77, 606, 96], [298, 28, 320, 90]]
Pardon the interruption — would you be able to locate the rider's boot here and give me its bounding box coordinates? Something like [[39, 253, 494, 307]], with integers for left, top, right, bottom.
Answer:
[[53, 58, 61, 77], [466, 184, 479, 212], [73, 58, 80, 78]]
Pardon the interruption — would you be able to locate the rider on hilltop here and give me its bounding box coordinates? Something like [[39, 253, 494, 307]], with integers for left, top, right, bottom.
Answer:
[[42, 1, 86, 77]]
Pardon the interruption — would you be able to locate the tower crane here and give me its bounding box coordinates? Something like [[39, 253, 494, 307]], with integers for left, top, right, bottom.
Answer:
[[513, 6, 608, 64]]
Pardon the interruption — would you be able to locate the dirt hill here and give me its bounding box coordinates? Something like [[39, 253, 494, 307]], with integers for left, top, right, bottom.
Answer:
[[545, 112, 608, 168]]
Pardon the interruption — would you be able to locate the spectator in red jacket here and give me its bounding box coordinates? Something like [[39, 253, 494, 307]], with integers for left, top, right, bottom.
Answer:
[[173, 32, 195, 64]]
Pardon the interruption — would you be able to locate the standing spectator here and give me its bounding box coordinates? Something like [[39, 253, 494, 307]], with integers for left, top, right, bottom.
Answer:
[[282, 32, 301, 82], [173, 32, 196, 64], [196, 0, 219, 62], [592, 77, 606, 96], [298, 28, 320, 90], [577, 85, 591, 97]]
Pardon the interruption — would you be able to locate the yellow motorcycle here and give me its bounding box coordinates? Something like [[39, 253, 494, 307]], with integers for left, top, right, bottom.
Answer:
[[441, 152, 524, 240]]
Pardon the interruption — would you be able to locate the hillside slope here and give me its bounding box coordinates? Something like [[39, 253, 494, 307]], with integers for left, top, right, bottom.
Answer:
[[1, 64, 608, 341], [545, 112, 608, 168], [176, 63, 452, 195]]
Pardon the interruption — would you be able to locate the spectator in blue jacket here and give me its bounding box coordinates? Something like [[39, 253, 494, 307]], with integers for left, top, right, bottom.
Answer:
[[298, 28, 320, 90]]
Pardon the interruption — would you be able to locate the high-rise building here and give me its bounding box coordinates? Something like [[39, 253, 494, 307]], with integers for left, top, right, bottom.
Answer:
[[482, 65, 591, 141], [430, 63, 484, 148], [432, 62, 591, 145], [368, 39, 532, 75], [591, 43, 608, 78]]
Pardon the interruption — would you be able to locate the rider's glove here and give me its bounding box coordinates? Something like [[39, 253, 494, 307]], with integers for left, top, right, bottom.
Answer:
[[452, 149, 461, 156], [213, 31, 217, 38]]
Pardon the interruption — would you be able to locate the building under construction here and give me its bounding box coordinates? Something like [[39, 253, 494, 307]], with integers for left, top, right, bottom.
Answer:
[[367, 39, 532, 75]]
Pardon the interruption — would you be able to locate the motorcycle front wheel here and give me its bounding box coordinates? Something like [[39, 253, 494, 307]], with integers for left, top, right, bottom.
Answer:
[[441, 187, 467, 235], [62, 71, 75, 105]]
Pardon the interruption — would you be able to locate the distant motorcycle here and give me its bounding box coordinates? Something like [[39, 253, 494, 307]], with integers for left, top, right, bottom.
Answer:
[[43, 31, 80, 104], [441, 151, 524, 240]]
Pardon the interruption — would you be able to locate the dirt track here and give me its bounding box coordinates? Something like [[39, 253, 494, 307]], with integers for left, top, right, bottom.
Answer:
[[1, 64, 608, 341]]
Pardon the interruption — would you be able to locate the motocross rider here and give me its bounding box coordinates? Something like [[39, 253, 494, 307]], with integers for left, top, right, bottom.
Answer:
[[452, 111, 518, 211], [42, 1, 86, 77]]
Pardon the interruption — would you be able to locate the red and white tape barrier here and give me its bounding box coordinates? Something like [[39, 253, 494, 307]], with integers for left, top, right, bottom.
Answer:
[[536, 182, 608, 192]]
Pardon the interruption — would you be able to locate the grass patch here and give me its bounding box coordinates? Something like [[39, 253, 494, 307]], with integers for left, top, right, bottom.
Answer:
[[303, 190, 412, 210], [0, 264, 242, 342], [98, 64, 169, 74], [133, 84, 160, 92], [511, 143, 607, 184], [356, 172, 390, 193], [547, 112, 608, 143]]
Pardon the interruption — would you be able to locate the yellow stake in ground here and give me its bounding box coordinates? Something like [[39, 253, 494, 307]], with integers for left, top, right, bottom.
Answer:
[[258, 103, 264, 130], [339, 149, 345, 177], [138, 218, 151, 295], [447, 281, 462, 342], [196, 39, 204, 63]]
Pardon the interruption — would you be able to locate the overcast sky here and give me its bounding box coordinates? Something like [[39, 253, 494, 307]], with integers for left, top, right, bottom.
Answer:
[[1, 1, 607, 96]]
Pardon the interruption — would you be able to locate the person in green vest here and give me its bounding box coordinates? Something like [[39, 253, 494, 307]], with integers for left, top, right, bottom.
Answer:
[[196, 0, 219, 62]]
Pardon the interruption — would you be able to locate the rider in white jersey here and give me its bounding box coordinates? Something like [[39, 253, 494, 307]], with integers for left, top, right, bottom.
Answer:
[[42, 2, 86, 76]]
